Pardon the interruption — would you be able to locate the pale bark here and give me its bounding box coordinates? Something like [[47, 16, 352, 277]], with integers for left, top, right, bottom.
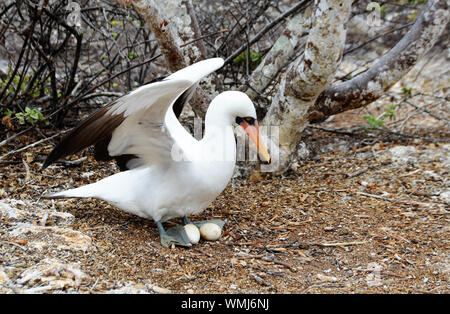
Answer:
[[246, 6, 313, 101], [309, 0, 449, 122], [263, 0, 352, 172], [112, 0, 211, 116], [113, 0, 187, 72]]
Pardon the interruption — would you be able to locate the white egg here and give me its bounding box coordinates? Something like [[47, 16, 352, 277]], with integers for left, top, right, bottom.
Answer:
[[184, 224, 200, 244], [199, 223, 222, 241]]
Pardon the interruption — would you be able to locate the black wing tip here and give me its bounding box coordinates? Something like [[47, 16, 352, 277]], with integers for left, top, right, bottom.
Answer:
[[41, 159, 52, 170], [42, 146, 67, 170], [42, 151, 54, 169]]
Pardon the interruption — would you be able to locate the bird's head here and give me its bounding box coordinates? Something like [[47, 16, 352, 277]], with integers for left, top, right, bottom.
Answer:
[[207, 91, 270, 162]]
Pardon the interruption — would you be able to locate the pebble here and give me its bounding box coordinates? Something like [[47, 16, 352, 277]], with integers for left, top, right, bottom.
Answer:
[[9, 224, 92, 252], [199, 223, 222, 241], [317, 273, 338, 282], [439, 191, 450, 204], [18, 258, 89, 290], [151, 285, 172, 294], [0, 266, 9, 285], [184, 224, 200, 244]]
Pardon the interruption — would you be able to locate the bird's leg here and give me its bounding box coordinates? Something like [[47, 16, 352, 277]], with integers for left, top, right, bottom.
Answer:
[[182, 216, 190, 226], [157, 221, 191, 248]]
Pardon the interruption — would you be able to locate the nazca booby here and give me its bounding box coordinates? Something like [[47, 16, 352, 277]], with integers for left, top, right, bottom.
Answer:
[[42, 58, 270, 247]]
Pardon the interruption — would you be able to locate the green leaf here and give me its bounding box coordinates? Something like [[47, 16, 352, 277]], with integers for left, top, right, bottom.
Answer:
[[15, 113, 25, 125], [401, 87, 413, 97], [383, 104, 396, 120], [233, 49, 261, 64], [127, 51, 137, 60], [250, 50, 261, 62], [380, 4, 387, 17], [30, 111, 39, 120], [363, 114, 385, 127]]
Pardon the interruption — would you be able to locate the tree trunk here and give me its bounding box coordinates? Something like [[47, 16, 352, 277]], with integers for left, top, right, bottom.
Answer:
[[308, 0, 449, 122], [262, 0, 351, 172], [246, 5, 313, 109]]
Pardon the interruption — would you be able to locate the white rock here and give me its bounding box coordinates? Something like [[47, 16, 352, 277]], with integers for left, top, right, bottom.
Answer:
[[439, 191, 450, 204], [0, 201, 22, 220], [48, 211, 75, 226], [9, 224, 92, 252], [184, 224, 200, 244], [0, 266, 9, 285], [151, 284, 172, 294], [106, 283, 150, 294], [317, 273, 338, 282], [0, 198, 74, 226], [423, 170, 442, 181], [388, 146, 417, 163], [18, 258, 89, 291], [199, 223, 222, 241]]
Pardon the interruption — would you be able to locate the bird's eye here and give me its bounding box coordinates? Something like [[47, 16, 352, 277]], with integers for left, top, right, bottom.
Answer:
[[245, 117, 255, 125], [236, 117, 255, 125]]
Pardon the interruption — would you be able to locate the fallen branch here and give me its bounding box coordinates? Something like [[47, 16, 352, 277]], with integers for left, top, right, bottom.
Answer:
[[318, 241, 366, 247], [0, 126, 34, 148], [356, 191, 411, 204], [353, 267, 407, 279], [0, 130, 68, 161], [261, 256, 297, 272], [0, 241, 27, 251], [236, 252, 297, 272], [355, 191, 446, 208], [403, 99, 450, 124]]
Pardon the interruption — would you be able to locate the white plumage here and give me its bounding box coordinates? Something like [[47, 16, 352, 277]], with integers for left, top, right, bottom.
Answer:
[[44, 58, 269, 247]]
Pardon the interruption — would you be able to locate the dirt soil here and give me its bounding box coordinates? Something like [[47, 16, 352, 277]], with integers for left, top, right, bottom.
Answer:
[[0, 47, 449, 294], [0, 125, 448, 294]]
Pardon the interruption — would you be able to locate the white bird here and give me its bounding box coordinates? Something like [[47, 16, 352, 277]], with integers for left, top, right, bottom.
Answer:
[[42, 58, 270, 247]]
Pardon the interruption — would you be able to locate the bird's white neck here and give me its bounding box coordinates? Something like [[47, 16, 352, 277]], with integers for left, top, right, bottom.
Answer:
[[199, 104, 236, 163], [204, 99, 234, 134]]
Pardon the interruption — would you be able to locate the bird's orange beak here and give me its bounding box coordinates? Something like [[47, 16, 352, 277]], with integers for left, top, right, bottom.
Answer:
[[239, 121, 271, 162]]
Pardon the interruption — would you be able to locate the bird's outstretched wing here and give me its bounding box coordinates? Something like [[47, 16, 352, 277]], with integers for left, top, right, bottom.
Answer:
[[43, 58, 224, 170]]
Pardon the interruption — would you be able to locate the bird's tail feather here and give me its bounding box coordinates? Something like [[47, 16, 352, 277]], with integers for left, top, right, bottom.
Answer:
[[42, 185, 97, 199]]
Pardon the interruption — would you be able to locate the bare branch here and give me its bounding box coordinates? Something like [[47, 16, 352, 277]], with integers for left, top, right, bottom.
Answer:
[[183, 0, 207, 59], [310, 0, 449, 122], [112, 0, 187, 71], [223, 0, 312, 66]]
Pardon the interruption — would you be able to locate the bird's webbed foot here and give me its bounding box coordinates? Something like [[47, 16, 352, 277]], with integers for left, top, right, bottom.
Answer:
[[157, 221, 191, 248]]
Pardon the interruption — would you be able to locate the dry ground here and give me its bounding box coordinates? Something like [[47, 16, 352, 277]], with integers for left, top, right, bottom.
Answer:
[[0, 125, 448, 294], [0, 47, 448, 294]]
